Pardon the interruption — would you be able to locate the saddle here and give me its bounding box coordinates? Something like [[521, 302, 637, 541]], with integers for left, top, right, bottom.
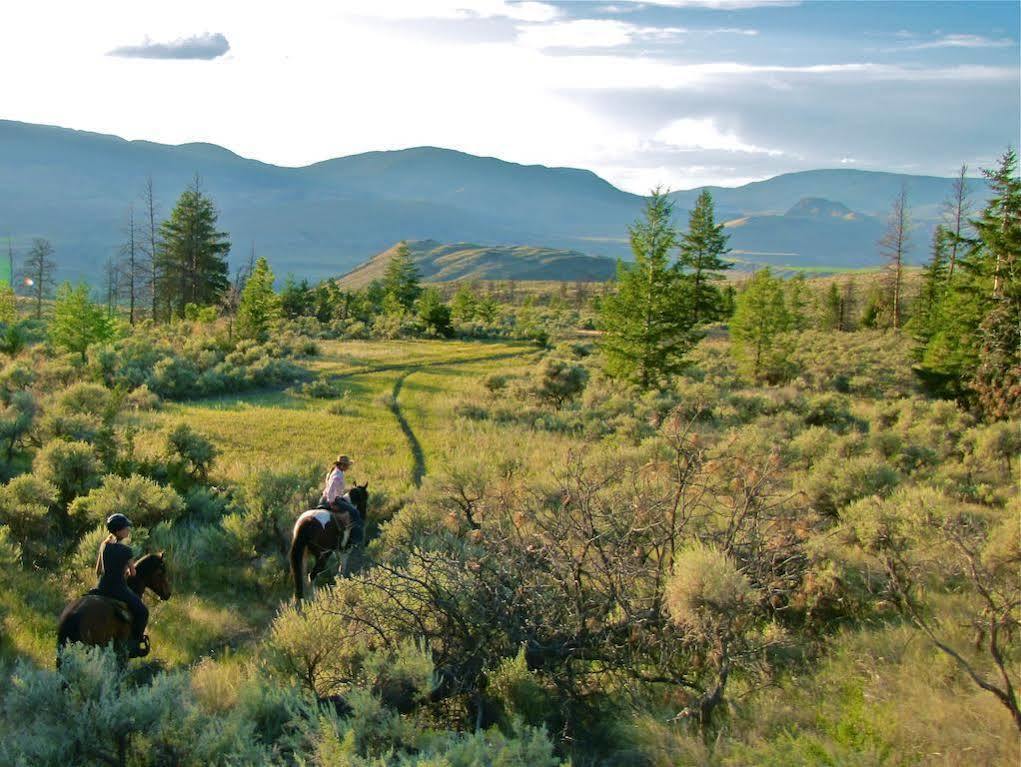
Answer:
[[85, 590, 133, 624]]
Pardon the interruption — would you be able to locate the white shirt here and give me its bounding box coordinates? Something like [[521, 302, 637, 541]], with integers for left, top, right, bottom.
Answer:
[[322, 467, 347, 504]]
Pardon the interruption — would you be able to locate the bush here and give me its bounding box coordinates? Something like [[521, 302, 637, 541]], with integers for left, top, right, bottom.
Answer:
[[533, 358, 588, 408], [32, 439, 101, 507], [0, 474, 58, 560], [666, 544, 755, 637], [69, 474, 186, 531], [801, 453, 900, 517], [164, 424, 217, 482]]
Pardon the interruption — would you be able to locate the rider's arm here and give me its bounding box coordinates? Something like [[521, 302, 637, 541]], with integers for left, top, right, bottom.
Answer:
[[126, 560, 137, 577]]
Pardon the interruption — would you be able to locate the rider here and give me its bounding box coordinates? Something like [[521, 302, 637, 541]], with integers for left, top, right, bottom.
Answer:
[[95, 513, 149, 658], [320, 454, 364, 545]]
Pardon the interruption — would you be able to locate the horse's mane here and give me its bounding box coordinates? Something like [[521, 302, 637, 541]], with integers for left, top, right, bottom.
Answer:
[[134, 552, 165, 577]]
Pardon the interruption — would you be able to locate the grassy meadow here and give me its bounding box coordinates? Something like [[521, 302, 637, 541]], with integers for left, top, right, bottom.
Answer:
[[0, 297, 1016, 765]]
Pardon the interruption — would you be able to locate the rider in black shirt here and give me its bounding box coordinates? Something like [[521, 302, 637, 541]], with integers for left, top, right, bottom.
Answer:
[[95, 513, 149, 657]]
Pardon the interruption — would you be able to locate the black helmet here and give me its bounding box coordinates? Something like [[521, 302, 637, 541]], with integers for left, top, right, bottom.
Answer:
[[106, 513, 132, 533]]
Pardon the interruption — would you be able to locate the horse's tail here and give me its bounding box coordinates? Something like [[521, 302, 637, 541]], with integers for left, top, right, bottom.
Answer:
[[56, 606, 81, 669], [290, 520, 314, 604]]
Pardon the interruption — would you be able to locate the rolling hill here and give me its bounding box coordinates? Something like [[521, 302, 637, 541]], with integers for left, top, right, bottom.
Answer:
[[337, 240, 618, 288], [722, 197, 887, 269], [0, 119, 992, 282]]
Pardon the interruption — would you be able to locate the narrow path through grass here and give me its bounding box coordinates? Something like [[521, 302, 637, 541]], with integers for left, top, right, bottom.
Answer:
[[379, 349, 536, 487], [389, 370, 426, 487]]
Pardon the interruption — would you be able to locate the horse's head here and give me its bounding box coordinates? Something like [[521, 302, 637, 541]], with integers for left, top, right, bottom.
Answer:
[[135, 552, 172, 601], [348, 483, 369, 517]]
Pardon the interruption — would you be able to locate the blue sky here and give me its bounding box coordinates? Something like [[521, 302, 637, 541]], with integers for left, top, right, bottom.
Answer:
[[2, 1, 1018, 191]]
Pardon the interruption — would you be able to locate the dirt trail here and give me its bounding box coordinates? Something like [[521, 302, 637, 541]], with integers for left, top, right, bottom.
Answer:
[[375, 349, 536, 488]]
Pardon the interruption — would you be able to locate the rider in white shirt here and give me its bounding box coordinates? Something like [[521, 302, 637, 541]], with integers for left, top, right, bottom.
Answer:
[[320, 454, 363, 544]]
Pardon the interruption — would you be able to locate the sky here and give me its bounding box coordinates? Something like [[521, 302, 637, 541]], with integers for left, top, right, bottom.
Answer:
[[1, 1, 1018, 192]]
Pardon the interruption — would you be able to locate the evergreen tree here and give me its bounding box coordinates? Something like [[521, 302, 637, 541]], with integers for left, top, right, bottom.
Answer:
[[916, 148, 1020, 414], [280, 275, 313, 319], [970, 148, 1021, 418], [907, 225, 950, 354], [786, 273, 811, 331], [730, 269, 793, 384], [823, 282, 842, 331], [20, 238, 56, 320], [678, 189, 731, 324], [49, 283, 113, 360], [598, 190, 698, 389], [236, 257, 281, 341], [157, 178, 231, 318], [416, 287, 454, 337], [450, 284, 478, 322], [382, 242, 422, 311]]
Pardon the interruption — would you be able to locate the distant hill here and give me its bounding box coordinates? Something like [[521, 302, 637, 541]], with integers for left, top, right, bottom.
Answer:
[[338, 240, 617, 289], [722, 197, 888, 269], [0, 119, 993, 282]]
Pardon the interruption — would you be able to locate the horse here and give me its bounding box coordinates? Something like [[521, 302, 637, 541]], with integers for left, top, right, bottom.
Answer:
[[290, 484, 368, 603], [56, 552, 172, 663]]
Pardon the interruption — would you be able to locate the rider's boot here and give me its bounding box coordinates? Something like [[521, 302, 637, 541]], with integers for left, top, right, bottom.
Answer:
[[126, 634, 150, 658]]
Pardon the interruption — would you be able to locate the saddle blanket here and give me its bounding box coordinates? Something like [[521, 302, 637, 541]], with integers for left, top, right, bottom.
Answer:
[[294, 508, 333, 535], [84, 590, 132, 623]]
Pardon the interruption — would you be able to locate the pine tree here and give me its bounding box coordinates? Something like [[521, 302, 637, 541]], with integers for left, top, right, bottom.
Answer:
[[20, 238, 57, 320], [280, 275, 313, 319], [970, 148, 1021, 418], [916, 148, 1020, 412], [450, 284, 478, 322], [236, 257, 281, 341], [416, 287, 453, 337], [907, 225, 950, 354], [598, 190, 698, 389], [730, 268, 793, 384], [678, 190, 732, 324], [878, 185, 911, 329], [786, 273, 811, 331], [49, 283, 113, 360], [382, 242, 422, 311], [823, 282, 842, 331], [157, 177, 230, 318]]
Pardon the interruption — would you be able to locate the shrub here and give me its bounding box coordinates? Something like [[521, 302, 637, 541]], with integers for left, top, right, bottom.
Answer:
[[0, 474, 58, 560], [33, 439, 101, 507], [69, 474, 186, 531], [164, 424, 217, 481], [666, 544, 755, 637], [801, 453, 900, 517], [533, 358, 588, 408]]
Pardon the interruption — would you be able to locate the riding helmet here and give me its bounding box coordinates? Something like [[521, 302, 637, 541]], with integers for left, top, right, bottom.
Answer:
[[106, 513, 132, 533]]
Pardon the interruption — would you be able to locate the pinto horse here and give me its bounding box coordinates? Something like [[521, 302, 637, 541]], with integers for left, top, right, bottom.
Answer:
[[290, 484, 368, 603], [56, 552, 172, 662]]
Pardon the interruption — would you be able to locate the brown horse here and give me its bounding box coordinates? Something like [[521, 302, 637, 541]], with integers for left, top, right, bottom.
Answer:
[[290, 484, 368, 603], [56, 552, 172, 662]]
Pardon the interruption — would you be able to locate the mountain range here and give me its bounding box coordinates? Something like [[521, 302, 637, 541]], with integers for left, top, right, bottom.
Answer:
[[0, 119, 991, 283]]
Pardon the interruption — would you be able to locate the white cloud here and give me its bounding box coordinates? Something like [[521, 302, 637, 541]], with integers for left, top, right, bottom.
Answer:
[[900, 33, 1016, 51], [645, 0, 800, 8], [342, 0, 560, 22], [516, 19, 685, 49], [655, 118, 785, 156]]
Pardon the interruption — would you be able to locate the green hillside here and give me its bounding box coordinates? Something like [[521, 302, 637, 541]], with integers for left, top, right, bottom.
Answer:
[[337, 239, 617, 288]]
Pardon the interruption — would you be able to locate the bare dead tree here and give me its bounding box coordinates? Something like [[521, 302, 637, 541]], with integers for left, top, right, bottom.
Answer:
[[943, 164, 972, 279], [878, 185, 911, 329], [140, 176, 161, 322], [118, 204, 145, 324], [20, 238, 56, 319]]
